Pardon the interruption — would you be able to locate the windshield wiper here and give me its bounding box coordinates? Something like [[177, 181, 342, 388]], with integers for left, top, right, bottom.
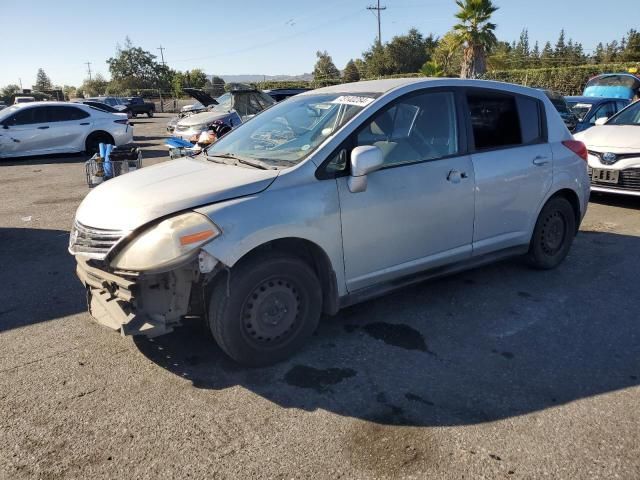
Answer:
[[206, 152, 278, 170]]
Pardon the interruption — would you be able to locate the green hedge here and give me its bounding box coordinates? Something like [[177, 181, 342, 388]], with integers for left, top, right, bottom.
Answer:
[[483, 63, 640, 95]]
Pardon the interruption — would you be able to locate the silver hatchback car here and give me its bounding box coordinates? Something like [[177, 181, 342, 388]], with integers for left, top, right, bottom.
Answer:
[[69, 78, 590, 366]]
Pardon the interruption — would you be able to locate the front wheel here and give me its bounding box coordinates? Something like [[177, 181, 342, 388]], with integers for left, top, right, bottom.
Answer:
[[147, 110, 154, 118], [208, 254, 322, 366], [527, 197, 576, 269]]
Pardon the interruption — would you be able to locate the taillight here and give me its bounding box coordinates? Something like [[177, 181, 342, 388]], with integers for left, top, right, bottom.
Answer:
[[562, 140, 588, 161], [114, 119, 128, 125]]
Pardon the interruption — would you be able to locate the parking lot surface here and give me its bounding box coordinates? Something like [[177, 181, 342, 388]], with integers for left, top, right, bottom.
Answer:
[[1, 114, 639, 479]]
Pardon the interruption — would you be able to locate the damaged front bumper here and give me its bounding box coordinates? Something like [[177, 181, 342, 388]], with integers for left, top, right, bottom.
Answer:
[[76, 259, 201, 337]]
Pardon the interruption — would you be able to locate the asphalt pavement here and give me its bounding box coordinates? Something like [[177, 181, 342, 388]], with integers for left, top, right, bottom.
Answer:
[[1, 114, 639, 479]]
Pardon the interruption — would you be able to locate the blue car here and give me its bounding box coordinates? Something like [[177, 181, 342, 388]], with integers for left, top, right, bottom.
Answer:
[[583, 73, 640, 101], [565, 96, 630, 133]]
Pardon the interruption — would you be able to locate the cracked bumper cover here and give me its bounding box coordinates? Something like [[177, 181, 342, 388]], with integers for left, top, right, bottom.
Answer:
[[76, 259, 195, 337]]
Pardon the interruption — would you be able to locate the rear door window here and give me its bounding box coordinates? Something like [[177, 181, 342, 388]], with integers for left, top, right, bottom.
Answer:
[[467, 92, 522, 149], [46, 106, 90, 122], [516, 97, 543, 144]]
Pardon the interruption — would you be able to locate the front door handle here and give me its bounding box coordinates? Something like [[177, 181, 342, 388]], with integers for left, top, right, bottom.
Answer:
[[532, 155, 550, 166], [37, 126, 50, 130], [80, 122, 90, 125], [447, 170, 468, 183]]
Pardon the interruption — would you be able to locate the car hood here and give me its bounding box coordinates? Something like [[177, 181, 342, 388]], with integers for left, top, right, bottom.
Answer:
[[183, 88, 218, 107], [75, 157, 279, 231], [575, 125, 640, 150], [178, 110, 234, 126]]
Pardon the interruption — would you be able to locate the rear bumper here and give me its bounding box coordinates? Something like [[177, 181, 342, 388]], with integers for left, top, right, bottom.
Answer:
[[76, 259, 195, 337]]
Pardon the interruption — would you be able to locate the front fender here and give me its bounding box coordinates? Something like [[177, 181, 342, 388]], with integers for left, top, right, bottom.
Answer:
[[195, 177, 347, 296]]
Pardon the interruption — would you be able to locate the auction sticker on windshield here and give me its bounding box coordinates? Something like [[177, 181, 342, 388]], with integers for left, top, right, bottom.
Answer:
[[330, 95, 375, 107]]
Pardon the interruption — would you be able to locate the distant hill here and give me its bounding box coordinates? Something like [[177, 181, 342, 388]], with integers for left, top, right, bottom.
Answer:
[[212, 74, 313, 84]]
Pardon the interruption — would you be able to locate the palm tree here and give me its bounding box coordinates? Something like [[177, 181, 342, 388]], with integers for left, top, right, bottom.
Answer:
[[453, 0, 499, 78]]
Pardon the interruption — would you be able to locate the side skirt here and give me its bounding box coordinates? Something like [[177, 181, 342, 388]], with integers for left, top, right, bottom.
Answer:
[[338, 245, 529, 309]]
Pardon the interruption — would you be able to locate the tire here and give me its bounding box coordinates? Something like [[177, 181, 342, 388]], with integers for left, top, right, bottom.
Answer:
[[131, 113, 137, 118], [527, 196, 576, 270], [85, 131, 114, 156], [147, 110, 154, 118], [208, 254, 322, 366]]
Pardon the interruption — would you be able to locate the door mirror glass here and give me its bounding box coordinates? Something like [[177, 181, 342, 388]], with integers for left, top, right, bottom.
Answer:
[[348, 145, 384, 193], [595, 117, 608, 126]]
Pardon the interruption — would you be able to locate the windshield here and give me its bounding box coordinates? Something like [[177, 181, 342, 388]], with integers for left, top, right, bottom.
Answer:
[[608, 101, 640, 126], [568, 101, 593, 121], [210, 93, 232, 113], [205, 92, 378, 167]]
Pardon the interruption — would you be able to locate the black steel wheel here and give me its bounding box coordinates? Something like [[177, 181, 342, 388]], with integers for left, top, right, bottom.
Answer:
[[527, 196, 576, 269], [208, 254, 322, 366]]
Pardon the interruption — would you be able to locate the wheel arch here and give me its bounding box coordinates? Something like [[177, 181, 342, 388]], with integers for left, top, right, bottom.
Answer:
[[547, 188, 582, 234], [214, 237, 339, 316], [84, 130, 115, 151]]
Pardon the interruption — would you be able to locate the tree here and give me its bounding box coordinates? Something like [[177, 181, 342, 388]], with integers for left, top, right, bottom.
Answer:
[[453, 0, 499, 78], [81, 73, 108, 97], [185, 69, 207, 89], [354, 58, 368, 79], [342, 60, 360, 82], [554, 30, 567, 59], [313, 51, 340, 82], [362, 43, 394, 77], [34, 68, 52, 91], [1, 84, 20, 103], [621, 29, 640, 61], [62, 85, 77, 100], [512, 29, 530, 68], [487, 41, 512, 71], [386, 28, 430, 73], [107, 37, 169, 92], [432, 31, 463, 77], [420, 60, 444, 77], [540, 41, 554, 67]]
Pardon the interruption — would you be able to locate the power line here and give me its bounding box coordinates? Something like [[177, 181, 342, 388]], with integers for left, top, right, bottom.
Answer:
[[85, 62, 92, 81], [367, 0, 387, 46], [157, 46, 167, 67]]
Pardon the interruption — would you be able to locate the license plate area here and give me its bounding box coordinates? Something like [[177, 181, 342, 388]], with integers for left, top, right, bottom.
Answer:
[[591, 168, 619, 184]]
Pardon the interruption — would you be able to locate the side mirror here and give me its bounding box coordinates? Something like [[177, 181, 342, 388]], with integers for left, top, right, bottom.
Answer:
[[347, 145, 384, 193], [595, 117, 608, 126]]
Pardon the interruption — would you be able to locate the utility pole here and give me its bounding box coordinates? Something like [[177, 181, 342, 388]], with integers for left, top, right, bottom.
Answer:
[[367, 0, 386, 46], [157, 46, 166, 67], [85, 62, 92, 81]]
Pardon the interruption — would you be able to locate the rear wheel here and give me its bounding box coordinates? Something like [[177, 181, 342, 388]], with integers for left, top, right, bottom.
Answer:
[[147, 110, 154, 118], [85, 131, 114, 156], [208, 254, 322, 366], [527, 197, 576, 269]]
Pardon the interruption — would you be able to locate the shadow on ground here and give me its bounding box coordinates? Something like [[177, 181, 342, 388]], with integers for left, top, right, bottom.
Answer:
[[0, 228, 85, 331], [0, 152, 88, 167], [590, 191, 640, 210], [135, 230, 640, 427]]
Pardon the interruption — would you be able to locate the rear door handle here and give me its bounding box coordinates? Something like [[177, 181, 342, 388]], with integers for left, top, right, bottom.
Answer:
[[80, 122, 90, 125], [37, 126, 50, 130], [532, 155, 550, 166]]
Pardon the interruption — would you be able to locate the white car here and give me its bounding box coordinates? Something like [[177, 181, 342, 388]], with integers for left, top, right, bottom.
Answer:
[[0, 101, 133, 158], [574, 100, 640, 196]]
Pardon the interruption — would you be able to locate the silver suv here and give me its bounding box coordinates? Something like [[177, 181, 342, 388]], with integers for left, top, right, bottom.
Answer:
[[69, 78, 590, 366]]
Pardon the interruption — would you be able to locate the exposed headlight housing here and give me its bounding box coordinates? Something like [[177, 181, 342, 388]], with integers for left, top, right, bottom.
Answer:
[[110, 212, 220, 272]]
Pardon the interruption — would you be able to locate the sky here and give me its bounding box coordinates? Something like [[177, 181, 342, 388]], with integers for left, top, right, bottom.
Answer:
[[1, 0, 637, 88]]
